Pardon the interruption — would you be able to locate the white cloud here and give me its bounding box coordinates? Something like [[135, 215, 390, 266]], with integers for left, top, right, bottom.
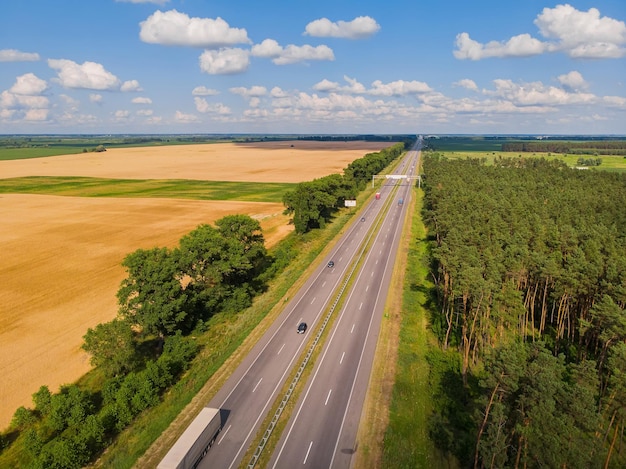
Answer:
[[137, 109, 154, 116], [199, 48, 249, 74], [10, 73, 48, 95], [454, 79, 479, 91], [90, 94, 103, 103], [48, 59, 121, 90], [251, 39, 334, 65], [0, 74, 49, 123], [0, 91, 17, 109], [304, 16, 380, 39], [194, 97, 231, 115], [454, 32, 547, 60], [23, 109, 48, 121], [230, 86, 267, 98], [146, 116, 163, 124], [243, 108, 269, 118], [557, 71, 587, 91], [59, 94, 79, 108], [250, 39, 283, 58], [270, 87, 288, 98], [0, 49, 40, 62], [0, 108, 16, 120], [114, 110, 130, 118], [192, 86, 219, 96], [370, 79, 431, 96], [535, 4, 626, 58], [274, 44, 334, 65], [121, 80, 142, 92], [312, 79, 340, 92], [486, 78, 596, 106], [132, 97, 152, 104], [342, 76, 367, 94], [454, 5, 626, 60], [175, 110, 200, 122], [602, 95, 626, 108], [11, 95, 49, 109], [140, 10, 250, 48], [313, 76, 430, 96]]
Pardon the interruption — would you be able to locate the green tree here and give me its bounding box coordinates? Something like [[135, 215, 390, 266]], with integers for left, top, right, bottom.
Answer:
[[178, 223, 241, 315], [32, 385, 52, 417], [215, 214, 267, 286], [82, 318, 137, 377], [10, 406, 37, 430], [48, 384, 94, 434], [22, 428, 44, 459], [117, 247, 189, 337], [35, 436, 85, 469]]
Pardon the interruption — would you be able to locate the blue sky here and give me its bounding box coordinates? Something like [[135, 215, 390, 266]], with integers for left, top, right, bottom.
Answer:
[[1, 0, 624, 135]]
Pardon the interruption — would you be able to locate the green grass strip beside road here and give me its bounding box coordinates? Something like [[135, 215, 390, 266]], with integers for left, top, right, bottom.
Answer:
[[380, 189, 457, 469], [0, 176, 294, 203]]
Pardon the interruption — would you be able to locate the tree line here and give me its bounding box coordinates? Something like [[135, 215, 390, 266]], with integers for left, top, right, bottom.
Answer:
[[2, 214, 271, 468], [421, 153, 626, 468], [501, 140, 626, 155], [283, 141, 409, 233]]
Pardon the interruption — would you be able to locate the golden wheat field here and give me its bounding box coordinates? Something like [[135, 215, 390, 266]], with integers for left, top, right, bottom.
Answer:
[[0, 140, 389, 429]]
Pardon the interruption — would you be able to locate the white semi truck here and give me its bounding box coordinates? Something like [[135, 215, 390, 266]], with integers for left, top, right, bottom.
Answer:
[[158, 407, 222, 469]]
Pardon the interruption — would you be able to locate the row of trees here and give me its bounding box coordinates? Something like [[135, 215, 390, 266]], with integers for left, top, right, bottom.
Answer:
[[2, 215, 269, 467], [421, 154, 626, 467], [283, 142, 409, 233], [577, 157, 602, 166], [8, 333, 198, 468], [501, 140, 626, 154]]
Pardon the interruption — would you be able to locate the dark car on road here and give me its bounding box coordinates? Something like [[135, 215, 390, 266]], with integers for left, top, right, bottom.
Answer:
[[327, 261, 334, 268], [297, 322, 307, 334]]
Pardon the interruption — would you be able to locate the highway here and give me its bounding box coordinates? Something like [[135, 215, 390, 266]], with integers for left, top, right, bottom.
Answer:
[[268, 143, 420, 468], [189, 138, 421, 469]]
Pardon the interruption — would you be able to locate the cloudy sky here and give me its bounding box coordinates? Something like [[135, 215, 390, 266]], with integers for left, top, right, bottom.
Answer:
[[1, 0, 624, 135]]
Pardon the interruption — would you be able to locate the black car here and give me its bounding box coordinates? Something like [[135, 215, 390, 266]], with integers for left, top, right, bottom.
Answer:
[[327, 261, 335, 268], [297, 322, 307, 334]]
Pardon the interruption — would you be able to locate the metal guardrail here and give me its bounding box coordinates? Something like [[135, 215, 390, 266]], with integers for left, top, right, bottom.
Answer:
[[246, 250, 359, 468]]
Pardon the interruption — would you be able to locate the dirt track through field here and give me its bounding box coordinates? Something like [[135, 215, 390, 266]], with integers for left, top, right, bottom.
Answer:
[[0, 140, 389, 429]]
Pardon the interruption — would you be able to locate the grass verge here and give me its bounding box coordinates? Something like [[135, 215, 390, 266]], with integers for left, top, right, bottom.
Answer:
[[379, 188, 456, 469]]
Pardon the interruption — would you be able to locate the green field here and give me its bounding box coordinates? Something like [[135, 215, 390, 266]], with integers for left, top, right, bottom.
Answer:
[[429, 150, 626, 172], [0, 135, 237, 161], [424, 136, 507, 152], [0, 176, 294, 203]]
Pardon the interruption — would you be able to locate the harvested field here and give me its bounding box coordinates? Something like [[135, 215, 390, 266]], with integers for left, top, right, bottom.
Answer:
[[0, 140, 390, 429], [0, 141, 391, 182], [0, 194, 289, 428]]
